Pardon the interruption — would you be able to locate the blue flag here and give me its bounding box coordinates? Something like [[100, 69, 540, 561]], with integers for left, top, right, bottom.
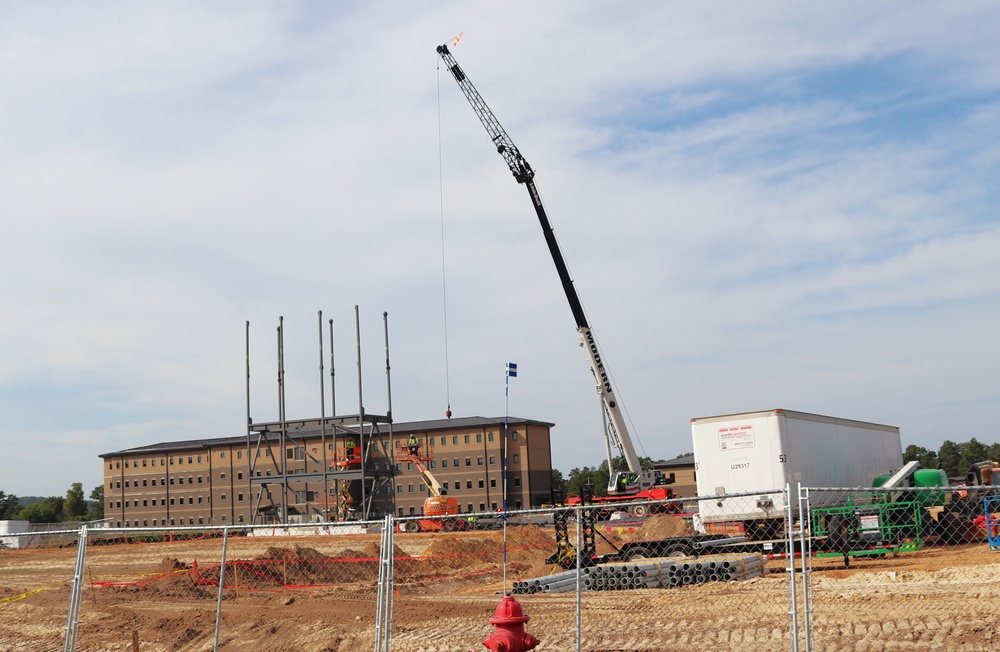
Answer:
[[506, 362, 517, 377]]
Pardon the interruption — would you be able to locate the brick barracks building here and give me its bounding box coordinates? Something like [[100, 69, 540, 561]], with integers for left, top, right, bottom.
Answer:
[[100, 416, 555, 528]]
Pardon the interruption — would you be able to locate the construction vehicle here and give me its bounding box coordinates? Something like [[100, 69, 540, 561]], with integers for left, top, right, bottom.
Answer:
[[436, 44, 674, 514], [398, 442, 467, 533]]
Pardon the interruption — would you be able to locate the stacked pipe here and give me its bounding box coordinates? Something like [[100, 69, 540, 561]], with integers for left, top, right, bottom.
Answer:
[[512, 554, 764, 595]]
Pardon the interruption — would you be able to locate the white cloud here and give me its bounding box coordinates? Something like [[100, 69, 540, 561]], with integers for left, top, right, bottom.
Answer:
[[0, 2, 998, 495]]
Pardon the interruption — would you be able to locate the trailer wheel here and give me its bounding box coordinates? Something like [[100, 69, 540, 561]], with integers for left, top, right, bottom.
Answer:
[[662, 542, 695, 558], [403, 520, 421, 533], [624, 546, 653, 561], [630, 504, 648, 517]]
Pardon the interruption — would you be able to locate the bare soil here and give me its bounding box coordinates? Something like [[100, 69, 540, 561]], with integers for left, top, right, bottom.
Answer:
[[2, 518, 999, 651]]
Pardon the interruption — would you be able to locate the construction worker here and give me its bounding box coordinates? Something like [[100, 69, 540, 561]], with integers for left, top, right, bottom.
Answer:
[[408, 435, 420, 457], [345, 437, 356, 460]]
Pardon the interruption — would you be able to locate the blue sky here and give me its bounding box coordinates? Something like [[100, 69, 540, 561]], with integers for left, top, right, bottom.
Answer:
[[2, 2, 998, 497]]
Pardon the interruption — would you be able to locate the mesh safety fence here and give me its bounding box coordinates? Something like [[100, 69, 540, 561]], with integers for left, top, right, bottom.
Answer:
[[801, 485, 1000, 650], [0, 529, 80, 651], [7, 484, 1000, 650]]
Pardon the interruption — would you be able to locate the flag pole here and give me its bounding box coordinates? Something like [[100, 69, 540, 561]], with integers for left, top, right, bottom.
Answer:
[[502, 361, 517, 594]]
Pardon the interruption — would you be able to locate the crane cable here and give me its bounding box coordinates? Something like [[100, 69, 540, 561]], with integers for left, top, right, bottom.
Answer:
[[436, 56, 453, 420]]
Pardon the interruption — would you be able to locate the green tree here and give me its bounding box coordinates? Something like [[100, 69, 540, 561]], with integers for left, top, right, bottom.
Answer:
[[15, 496, 65, 524], [64, 483, 87, 520], [962, 438, 990, 470], [903, 444, 939, 469], [88, 485, 105, 520], [0, 491, 20, 519], [937, 440, 963, 478]]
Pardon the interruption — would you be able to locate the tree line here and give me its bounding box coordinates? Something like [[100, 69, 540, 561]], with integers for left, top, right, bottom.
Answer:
[[902, 438, 1000, 480], [0, 484, 104, 524]]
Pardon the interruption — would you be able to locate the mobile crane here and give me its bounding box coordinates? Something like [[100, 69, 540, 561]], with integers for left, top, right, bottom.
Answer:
[[399, 441, 466, 532], [436, 44, 675, 515]]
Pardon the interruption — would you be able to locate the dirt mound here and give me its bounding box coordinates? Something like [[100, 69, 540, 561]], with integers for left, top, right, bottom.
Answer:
[[629, 514, 696, 540]]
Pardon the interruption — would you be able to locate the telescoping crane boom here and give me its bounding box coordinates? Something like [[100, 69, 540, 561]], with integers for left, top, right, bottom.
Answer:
[[436, 44, 670, 505]]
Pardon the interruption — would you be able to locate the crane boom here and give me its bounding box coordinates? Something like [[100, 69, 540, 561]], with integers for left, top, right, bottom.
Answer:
[[436, 44, 653, 492]]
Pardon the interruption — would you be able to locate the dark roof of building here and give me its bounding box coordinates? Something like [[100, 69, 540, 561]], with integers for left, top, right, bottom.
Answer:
[[653, 454, 694, 469], [99, 415, 554, 458]]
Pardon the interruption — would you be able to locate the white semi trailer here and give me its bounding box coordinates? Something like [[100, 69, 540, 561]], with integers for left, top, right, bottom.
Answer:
[[691, 409, 903, 538]]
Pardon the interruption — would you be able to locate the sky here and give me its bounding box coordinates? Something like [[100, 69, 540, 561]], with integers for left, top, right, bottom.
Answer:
[[2, 2, 998, 498]]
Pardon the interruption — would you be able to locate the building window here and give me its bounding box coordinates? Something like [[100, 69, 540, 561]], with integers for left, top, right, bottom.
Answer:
[[490, 479, 497, 488], [198, 497, 203, 504], [178, 477, 184, 485], [466, 481, 472, 489], [465, 458, 471, 467], [143, 500, 148, 507], [197, 455, 202, 463], [170, 478, 175, 485], [237, 472, 243, 480], [513, 454, 520, 464], [125, 481, 130, 488], [512, 431, 519, 441], [198, 476, 203, 484], [476, 433, 482, 443], [220, 473, 226, 479], [481, 503, 487, 511], [454, 458, 459, 468], [477, 457, 483, 466], [406, 462, 413, 471], [452, 436, 458, 445], [142, 459, 147, 467], [238, 494, 244, 502], [514, 477, 521, 487], [468, 504, 474, 513], [478, 480, 484, 489], [170, 498, 175, 505], [439, 437, 445, 446], [407, 484, 414, 493], [489, 433, 494, 442], [397, 485, 403, 494], [188, 456, 193, 464], [220, 451, 225, 459], [441, 459, 448, 468], [237, 451, 242, 459], [464, 435, 470, 444], [489, 456, 495, 465], [443, 482, 449, 491], [419, 483, 426, 493], [221, 494, 226, 501]]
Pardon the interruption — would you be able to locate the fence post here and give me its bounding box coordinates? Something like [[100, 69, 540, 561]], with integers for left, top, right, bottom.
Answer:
[[798, 483, 813, 652], [785, 484, 799, 652], [62, 523, 88, 652], [213, 525, 230, 652]]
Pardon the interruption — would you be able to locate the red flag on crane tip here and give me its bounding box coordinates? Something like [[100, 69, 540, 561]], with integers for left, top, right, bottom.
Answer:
[[452, 32, 463, 47]]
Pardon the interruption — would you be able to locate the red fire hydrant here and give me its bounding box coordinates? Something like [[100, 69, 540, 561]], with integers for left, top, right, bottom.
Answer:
[[482, 595, 540, 652]]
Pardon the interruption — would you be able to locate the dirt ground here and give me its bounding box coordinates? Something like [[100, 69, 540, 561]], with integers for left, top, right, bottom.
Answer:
[[2, 518, 999, 651]]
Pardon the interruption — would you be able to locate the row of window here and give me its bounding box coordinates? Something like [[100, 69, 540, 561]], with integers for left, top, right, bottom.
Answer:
[[113, 514, 246, 527], [110, 472, 243, 490], [111, 493, 243, 509], [110, 431, 525, 472], [110, 450, 244, 470]]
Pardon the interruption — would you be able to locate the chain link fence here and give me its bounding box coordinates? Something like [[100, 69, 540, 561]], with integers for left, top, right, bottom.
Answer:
[[802, 484, 1000, 650], [3, 484, 999, 650]]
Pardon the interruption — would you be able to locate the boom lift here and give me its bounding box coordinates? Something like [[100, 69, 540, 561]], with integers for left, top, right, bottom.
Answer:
[[399, 440, 466, 532], [436, 44, 674, 513]]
